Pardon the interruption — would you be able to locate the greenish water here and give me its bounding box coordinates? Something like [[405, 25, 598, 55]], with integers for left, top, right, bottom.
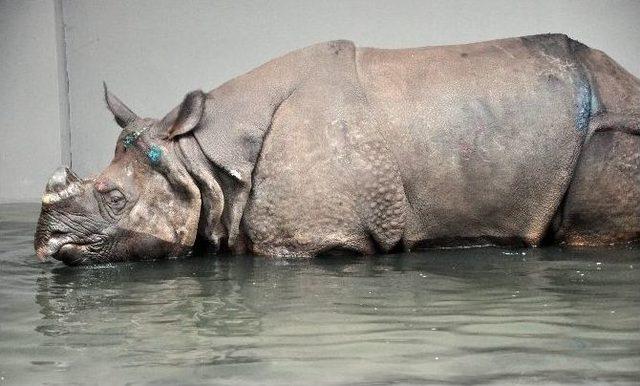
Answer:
[[1, 203, 639, 385]]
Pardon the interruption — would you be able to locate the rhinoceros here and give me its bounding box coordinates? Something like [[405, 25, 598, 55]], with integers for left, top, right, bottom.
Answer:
[[34, 33, 639, 265]]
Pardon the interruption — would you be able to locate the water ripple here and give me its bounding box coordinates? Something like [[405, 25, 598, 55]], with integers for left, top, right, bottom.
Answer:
[[1, 204, 639, 385]]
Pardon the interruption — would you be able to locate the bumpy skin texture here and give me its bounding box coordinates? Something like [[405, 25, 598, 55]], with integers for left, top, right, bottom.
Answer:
[[34, 34, 639, 265], [236, 34, 639, 254]]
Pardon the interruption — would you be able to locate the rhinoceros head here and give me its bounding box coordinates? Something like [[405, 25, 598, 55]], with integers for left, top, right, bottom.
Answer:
[[34, 85, 208, 265]]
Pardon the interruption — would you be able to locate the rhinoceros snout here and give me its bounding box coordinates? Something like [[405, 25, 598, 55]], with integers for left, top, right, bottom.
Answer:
[[35, 166, 90, 262]]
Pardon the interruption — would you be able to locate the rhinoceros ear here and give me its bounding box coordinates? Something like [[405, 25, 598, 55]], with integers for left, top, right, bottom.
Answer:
[[161, 90, 206, 140], [103, 82, 139, 128]]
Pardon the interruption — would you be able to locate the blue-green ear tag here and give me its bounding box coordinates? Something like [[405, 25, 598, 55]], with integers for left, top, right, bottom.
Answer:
[[123, 132, 139, 149], [146, 145, 163, 165], [122, 125, 152, 149]]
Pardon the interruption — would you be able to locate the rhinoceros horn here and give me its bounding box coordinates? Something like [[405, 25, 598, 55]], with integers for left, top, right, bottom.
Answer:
[[41, 167, 83, 205]]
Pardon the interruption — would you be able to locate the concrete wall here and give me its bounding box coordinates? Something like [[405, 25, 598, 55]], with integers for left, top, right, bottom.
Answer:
[[0, 0, 67, 202], [2, 0, 640, 202]]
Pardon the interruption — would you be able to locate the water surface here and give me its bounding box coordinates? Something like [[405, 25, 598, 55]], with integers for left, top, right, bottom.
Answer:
[[1, 203, 639, 385]]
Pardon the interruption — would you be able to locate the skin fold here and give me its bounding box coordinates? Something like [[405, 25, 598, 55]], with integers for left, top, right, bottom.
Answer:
[[34, 33, 640, 265]]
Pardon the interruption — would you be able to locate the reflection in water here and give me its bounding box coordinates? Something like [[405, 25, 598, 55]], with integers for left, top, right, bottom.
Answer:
[[1, 204, 639, 384], [35, 257, 263, 368]]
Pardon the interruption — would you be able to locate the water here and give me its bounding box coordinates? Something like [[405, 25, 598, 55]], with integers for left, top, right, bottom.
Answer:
[[1, 203, 639, 385]]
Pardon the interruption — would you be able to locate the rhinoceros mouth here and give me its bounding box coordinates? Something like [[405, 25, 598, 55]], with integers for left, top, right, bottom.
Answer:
[[53, 243, 91, 265], [35, 233, 106, 265]]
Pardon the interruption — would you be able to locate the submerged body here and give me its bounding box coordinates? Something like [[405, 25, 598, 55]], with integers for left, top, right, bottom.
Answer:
[[35, 34, 640, 264]]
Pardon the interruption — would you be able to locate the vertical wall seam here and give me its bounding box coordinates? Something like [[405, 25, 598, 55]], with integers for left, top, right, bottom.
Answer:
[[54, 0, 72, 168]]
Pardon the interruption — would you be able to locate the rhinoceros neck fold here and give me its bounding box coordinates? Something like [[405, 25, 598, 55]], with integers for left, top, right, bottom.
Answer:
[[176, 134, 231, 252]]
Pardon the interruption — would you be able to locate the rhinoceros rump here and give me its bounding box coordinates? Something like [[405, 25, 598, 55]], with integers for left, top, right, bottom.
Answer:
[[34, 34, 639, 265]]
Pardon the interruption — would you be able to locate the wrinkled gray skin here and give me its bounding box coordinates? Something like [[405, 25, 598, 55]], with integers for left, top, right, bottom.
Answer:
[[35, 34, 640, 265]]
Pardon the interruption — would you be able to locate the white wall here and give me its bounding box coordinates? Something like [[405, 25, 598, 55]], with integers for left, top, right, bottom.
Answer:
[[0, 0, 66, 202], [2, 0, 640, 202]]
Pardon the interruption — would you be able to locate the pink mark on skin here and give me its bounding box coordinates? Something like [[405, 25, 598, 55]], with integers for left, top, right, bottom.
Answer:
[[94, 179, 112, 193]]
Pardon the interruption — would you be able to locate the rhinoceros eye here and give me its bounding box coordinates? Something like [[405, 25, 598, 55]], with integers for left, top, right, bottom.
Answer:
[[103, 189, 126, 213]]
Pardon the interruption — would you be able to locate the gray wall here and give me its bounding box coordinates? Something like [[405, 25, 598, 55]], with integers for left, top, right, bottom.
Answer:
[[2, 0, 640, 202], [0, 0, 66, 202]]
